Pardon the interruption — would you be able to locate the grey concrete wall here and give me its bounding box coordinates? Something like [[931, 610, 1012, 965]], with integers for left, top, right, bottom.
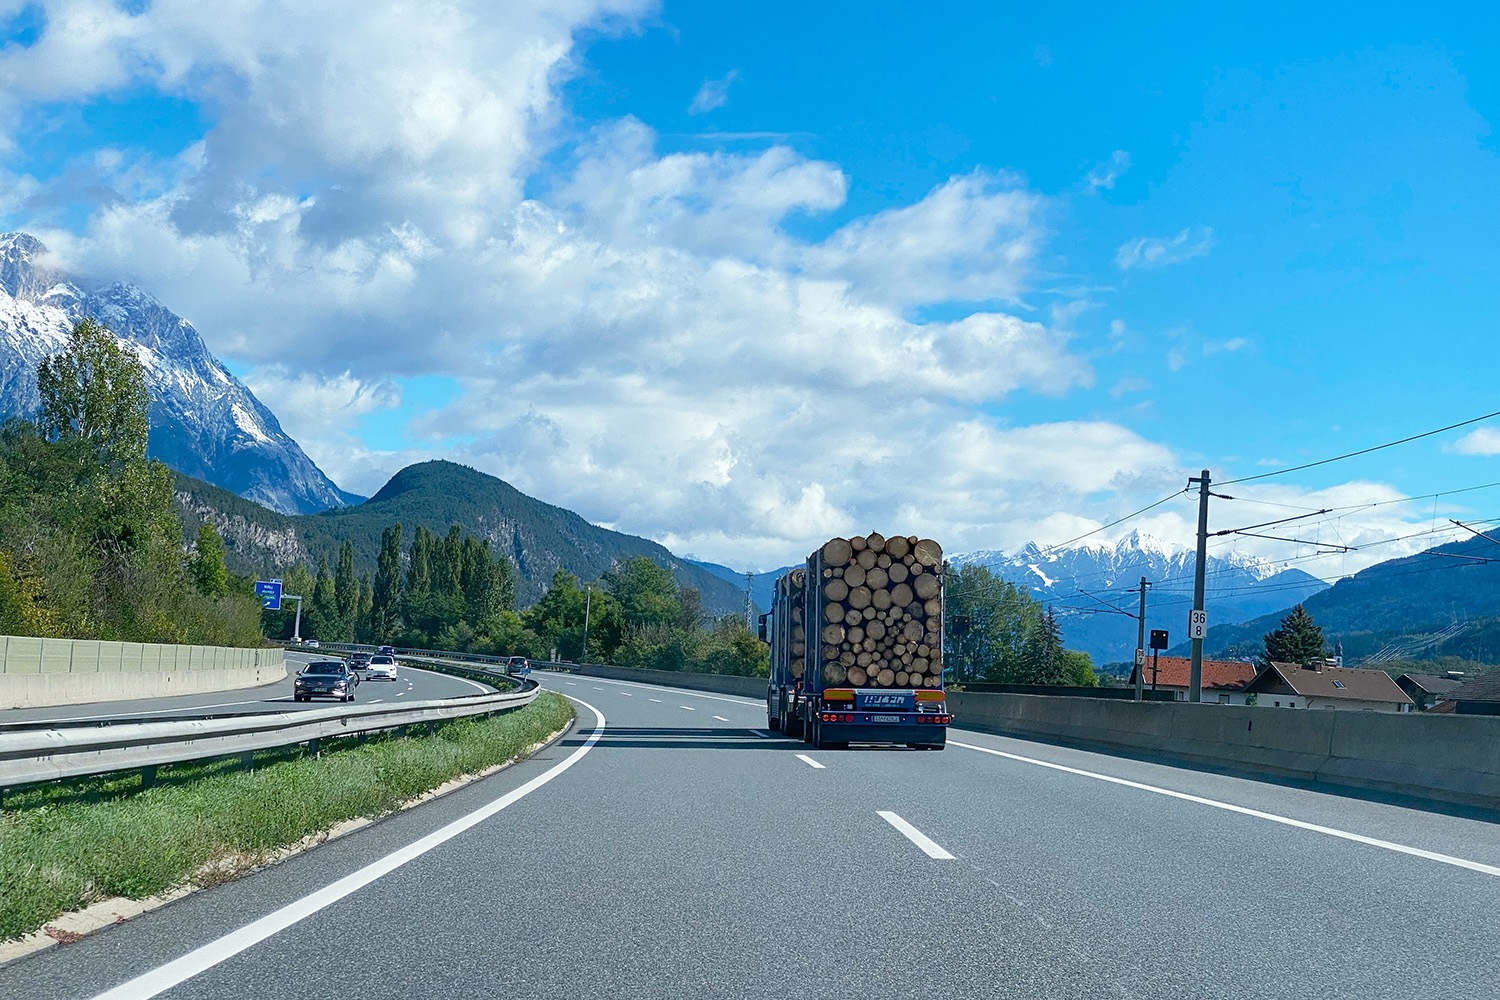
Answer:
[[0, 635, 286, 709], [947, 691, 1500, 811], [0, 662, 287, 710]]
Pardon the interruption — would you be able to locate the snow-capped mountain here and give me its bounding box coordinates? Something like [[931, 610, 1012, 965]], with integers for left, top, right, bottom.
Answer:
[[0, 232, 360, 514], [953, 529, 1328, 666]]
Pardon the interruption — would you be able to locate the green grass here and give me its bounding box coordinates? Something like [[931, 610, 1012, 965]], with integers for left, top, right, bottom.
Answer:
[[0, 691, 573, 940]]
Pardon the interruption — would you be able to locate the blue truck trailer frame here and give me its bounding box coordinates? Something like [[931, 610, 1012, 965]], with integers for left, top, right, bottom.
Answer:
[[764, 534, 950, 749]]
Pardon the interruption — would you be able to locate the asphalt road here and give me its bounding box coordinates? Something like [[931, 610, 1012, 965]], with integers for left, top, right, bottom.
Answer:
[[6, 673, 1500, 999], [0, 652, 494, 727]]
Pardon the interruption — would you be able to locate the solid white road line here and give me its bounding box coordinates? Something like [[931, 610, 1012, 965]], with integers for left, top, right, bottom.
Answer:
[[90, 700, 609, 1000], [950, 739, 1500, 879], [713, 716, 729, 722], [877, 811, 954, 859], [795, 754, 826, 769]]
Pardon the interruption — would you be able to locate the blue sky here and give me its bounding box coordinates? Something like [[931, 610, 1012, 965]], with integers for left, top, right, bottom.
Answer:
[[1, 1, 1497, 571]]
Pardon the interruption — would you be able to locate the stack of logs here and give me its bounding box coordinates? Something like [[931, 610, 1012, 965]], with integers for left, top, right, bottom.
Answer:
[[784, 568, 807, 681], [815, 533, 943, 688]]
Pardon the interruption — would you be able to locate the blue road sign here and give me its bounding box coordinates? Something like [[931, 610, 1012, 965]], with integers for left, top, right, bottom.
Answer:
[[254, 579, 283, 611]]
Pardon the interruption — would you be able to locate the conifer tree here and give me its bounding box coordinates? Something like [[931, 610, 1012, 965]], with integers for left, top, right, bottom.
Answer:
[[1262, 604, 1325, 666]]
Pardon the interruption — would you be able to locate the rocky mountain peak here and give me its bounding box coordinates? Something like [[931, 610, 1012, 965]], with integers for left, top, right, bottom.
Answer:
[[0, 232, 361, 515]]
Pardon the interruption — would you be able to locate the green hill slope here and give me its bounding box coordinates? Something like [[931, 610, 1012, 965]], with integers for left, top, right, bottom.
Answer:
[[1183, 536, 1500, 665], [173, 460, 752, 614]]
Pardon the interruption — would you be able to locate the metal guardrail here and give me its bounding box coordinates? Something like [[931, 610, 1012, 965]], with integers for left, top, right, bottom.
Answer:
[[0, 658, 540, 788]]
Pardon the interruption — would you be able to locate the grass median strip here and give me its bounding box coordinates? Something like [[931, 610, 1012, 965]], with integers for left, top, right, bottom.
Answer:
[[0, 691, 573, 942]]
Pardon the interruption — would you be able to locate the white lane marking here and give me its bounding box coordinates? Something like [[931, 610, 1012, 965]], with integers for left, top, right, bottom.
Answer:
[[561, 674, 762, 707], [795, 754, 826, 769], [649, 698, 662, 703], [620, 693, 632, 697], [91, 698, 608, 1000], [950, 740, 1500, 879], [878, 811, 954, 859], [712, 716, 729, 722], [680, 705, 696, 711], [750, 730, 773, 739], [565, 682, 577, 686], [592, 686, 604, 690], [412, 669, 489, 695]]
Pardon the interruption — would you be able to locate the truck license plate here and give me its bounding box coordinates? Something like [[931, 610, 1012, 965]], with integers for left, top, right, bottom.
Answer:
[[869, 714, 902, 723]]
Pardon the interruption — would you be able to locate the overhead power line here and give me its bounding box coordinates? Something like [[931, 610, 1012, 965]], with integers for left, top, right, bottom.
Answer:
[[1219, 408, 1500, 487], [1037, 488, 1188, 555]]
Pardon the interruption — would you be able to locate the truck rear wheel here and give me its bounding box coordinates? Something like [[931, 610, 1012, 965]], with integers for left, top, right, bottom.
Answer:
[[767, 709, 783, 732]]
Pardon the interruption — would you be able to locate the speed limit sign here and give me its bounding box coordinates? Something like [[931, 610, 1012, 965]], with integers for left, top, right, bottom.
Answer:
[[1189, 609, 1208, 640]]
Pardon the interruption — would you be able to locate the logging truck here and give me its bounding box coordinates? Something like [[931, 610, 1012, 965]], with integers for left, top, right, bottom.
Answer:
[[763, 532, 951, 749]]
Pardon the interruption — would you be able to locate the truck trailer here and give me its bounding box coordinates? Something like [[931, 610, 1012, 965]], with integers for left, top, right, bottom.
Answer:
[[765, 532, 951, 749]]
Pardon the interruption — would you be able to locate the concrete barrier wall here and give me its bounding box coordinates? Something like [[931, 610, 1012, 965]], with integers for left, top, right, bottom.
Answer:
[[948, 691, 1500, 812], [0, 636, 285, 709]]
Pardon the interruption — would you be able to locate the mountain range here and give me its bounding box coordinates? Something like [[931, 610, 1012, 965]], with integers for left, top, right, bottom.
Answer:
[[952, 530, 1329, 665], [0, 232, 358, 514], [1180, 535, 1500, 666], [174, 460, 752, 615]]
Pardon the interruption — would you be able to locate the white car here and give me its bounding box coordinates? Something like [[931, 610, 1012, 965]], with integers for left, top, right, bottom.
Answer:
[[367, 654, 398, 681], [304, 639, 320, 648]]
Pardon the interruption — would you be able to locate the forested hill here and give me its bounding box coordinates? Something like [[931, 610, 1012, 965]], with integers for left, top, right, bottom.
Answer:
[[1189, 536, 1500, 665], [173, 460, 752, 613]]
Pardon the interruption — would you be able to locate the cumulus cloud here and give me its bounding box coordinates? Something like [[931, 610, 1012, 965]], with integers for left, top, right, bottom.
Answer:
[[688, 70, 739, 115], [0, 0, 1228, 568], [1115, 227, 1215, 270], [1450, 427, 1500, 456]]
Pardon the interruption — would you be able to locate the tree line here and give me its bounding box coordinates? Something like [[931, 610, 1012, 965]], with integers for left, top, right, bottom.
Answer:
[[942, 563, 1096, 686], [0, 320, 264, 646], [263, 524, 768, 676]]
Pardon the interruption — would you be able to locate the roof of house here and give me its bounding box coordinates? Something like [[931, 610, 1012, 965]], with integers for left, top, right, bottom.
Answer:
[[1246, 663, 1413, 705], [1128, 656, 1259, 691], [1443, 671, 1500, 704], [1395, 673, 1466, 696]]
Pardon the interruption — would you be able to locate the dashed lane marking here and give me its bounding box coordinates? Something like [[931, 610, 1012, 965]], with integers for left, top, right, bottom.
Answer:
[[877, 811, 954, 859]]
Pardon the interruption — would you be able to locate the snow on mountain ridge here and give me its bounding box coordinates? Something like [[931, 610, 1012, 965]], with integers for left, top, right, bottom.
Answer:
[[0, 232, 358, 515]]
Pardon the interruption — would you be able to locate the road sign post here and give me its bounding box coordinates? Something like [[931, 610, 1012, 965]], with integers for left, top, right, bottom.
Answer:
[[254, 579, 282, 611]]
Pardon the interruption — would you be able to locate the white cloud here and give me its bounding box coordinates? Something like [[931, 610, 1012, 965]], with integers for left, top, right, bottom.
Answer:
[[688, 70, 740, 115], [1085, 150, 1130, 191], [1109, 376, 1150, 399], [0, 0, 1201, 569], [1115, 227, 1215, 270], [806, 170, 1042, 307], [1203, 336, 1247, 355], [1450, 427, 1500, 456]]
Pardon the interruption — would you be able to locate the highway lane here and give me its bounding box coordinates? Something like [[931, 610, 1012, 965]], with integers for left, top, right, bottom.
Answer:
[[6, 674, 1500, 999], [0, 652, 494, 727]]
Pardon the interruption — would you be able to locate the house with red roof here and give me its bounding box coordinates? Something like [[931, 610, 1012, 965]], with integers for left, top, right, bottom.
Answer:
[[1127, 656, 1259, 704]]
